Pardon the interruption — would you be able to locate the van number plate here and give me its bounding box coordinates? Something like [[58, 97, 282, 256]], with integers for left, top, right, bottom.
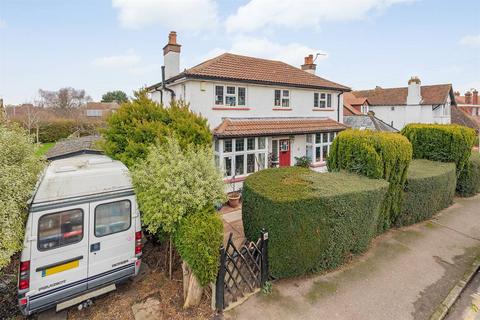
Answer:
[[42, 260, 79, 277]]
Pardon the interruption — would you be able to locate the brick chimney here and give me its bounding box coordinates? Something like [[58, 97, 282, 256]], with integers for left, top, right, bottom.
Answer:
[[465, 91, 472, 104], [163, 31, 181, 80], [473, 89, 478, 105], [301, 54, 316, 75], [407, 76, 422, 105]]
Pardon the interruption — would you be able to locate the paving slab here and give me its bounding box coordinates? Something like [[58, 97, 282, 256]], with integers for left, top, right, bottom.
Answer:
[[225, 195, 480, 320]]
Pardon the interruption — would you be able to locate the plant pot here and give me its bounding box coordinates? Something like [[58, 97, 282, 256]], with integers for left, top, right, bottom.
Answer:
[[228, 192, 241, 208]]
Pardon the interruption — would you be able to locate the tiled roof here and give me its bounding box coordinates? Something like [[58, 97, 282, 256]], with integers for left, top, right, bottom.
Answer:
[[46, 135, 103, 160], [213, 117, 347, 138], [85, 102, 120, 110], [343, 104, 363, 116], [165, 53, 350, 91], [343, 114, 398, 132], [451, 106, 480, 131], [343, 92, 365, 115], [352, 84, 453, 106]]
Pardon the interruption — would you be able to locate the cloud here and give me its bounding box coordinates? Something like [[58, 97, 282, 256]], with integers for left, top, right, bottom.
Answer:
[[92, 51, 141, 68], [202, 36, 327, 67], [459, 34, 480, 48], [226, 0, 413, 33], [112, 0, 218, 31]]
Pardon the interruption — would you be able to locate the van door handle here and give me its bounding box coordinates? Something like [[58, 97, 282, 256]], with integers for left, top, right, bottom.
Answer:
[[90, 242, 100, 252]]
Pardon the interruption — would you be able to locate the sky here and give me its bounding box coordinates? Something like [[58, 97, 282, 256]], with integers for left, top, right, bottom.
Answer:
[[0, 0, 479, 105]]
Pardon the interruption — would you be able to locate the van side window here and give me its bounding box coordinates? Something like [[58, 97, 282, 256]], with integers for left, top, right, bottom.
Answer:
[[94, 200, 131, 237], [38, 209, 84, 251]]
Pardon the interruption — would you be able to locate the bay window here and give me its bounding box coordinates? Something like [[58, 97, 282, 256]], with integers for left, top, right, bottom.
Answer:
[[305, 131, 338, 163], [214, 85, 247, 106]]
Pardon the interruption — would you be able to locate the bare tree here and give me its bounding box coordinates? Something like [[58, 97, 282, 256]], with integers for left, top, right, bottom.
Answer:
[[21, 104, 42, 143], [38, 87, 91, 117]]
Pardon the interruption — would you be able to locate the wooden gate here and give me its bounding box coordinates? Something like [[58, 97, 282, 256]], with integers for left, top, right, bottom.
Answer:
[[215, 229, 269, 311]]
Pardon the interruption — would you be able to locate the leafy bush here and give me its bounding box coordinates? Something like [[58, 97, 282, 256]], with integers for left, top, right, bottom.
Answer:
[[401, 124, 476, 175], [174, 208, 223, 286], [457, 153, 480, 197], [242, 167, 389, 278], [38, 119, 77, 143], [101, 91, 211, 167], [0, 124, 43, 269], [294, 156, 311, 167], [131, 136, 226, 234], [399, 160, 456, 226], [327, 130, 412, 232]]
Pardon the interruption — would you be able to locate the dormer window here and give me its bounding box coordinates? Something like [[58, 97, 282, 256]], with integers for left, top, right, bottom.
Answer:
[[215, 85, 246, 106], [361, 104, 369, 114], [314, 92, 332, 108], [274, 89, 290, 108]]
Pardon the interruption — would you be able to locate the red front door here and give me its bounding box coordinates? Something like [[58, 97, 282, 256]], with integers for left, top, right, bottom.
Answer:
[[279, 139, 291, 167]]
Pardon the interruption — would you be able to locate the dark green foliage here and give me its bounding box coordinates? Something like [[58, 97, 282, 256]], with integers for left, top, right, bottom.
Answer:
[[101, 91, 211, 167], [242, 167, 389, 278], [400, 160, 456, 226], [457, 153, 480, 197], [401, 124, 476, 175], [327, 130, 412, 232], [294, 156, 311, 167], [38, 119, 76, 143], [174, 207, 223, 286], [101, 90, 129, 103]]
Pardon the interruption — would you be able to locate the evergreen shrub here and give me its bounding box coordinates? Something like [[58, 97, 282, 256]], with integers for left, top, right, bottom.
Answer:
[[242, 167, 389, 278], [457, 153, 480, 197]]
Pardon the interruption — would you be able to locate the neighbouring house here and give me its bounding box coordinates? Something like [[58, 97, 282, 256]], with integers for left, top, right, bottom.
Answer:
[[147, 32, 350, 184], [455, 90, 480, 117], [348, 77, 455, 130], [343, 111, 398, 132], [343, 92, 370, 115], [84, 102, 120, 118], [451, 105, 480, 133]]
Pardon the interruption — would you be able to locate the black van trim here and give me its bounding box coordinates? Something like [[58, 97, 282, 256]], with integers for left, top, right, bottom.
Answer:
[[35, 256, 84, 272], [30, 189, 135, 213], [30, 262, 134, 301]]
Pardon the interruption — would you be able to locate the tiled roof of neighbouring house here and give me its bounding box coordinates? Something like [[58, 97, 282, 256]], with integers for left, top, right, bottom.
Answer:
[[85, 102, 120, 110], [352, 84, 453, 106], [46, 135, 103, 160], [157, 53, 350, 91], [213, 117, 348, 138], [343, 114, 398, 132], [451, 106, 480, 132]]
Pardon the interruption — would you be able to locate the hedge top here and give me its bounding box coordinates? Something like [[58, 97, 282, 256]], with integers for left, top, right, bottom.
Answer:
[[401, 123, 475, 173], [244, 166, 389, 202], [406, 159, 457, 180]]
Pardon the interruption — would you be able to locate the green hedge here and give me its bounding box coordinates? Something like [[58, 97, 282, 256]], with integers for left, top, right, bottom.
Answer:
[[399, 160, 456, 226], [327, 130, 412, 232], [401, 124, 476, 175], [38, 120, 77, 143], [457, 153, 480, 197], [242, 167, 389, 278], [174, 208, 223, 286]]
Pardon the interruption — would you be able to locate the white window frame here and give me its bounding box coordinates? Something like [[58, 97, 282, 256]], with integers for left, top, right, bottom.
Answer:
[[274, 89, 290, 108], [313, 92, 332, 109], [214, 137, 268, 178], [361, 104, 369, 114], [214, 84, 247, 107], [305, 132, 338, 163]]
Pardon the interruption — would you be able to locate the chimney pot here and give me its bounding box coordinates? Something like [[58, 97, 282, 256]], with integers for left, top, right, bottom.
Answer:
[[301, 54, 316, 74], [168, 31, 177, 45], [472, 89, 478, 105]]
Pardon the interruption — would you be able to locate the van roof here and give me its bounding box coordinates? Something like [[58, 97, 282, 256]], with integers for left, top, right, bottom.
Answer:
[[32, 154, 132, 204]]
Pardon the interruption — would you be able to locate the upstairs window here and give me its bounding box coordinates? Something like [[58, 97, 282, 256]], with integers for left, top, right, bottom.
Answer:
[[215, 85, 246, 106], [274, 89, 290, 108], [361, 104, 369, 114], [314, 93, 332, 108]]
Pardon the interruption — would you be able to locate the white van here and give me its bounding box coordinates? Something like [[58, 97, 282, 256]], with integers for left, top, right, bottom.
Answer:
[[18, 154, 142, 315]]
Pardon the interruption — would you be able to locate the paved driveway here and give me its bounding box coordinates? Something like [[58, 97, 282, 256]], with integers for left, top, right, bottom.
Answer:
[[225, 195, 480, 320]]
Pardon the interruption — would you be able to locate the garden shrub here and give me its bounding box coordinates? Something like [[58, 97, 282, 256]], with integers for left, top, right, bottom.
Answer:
[[327, 130, 412, 232], [38, 119, 77, 142], [174, 207, 223, 286], [401, 124, 476, 175], [457, 153, 480, 197], [0, 124, 44, 269], [101, 91, 211, 167], [399, 160, 456, 226], [242, 167, 389, 278]]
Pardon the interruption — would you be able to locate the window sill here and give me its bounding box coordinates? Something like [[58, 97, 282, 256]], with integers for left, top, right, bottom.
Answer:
[[312, 108, 335, 111], [310, 161, 326, 168], [224, 176, 247, 183], [212, 107, 250, 110], [272, 108, 292, 111]]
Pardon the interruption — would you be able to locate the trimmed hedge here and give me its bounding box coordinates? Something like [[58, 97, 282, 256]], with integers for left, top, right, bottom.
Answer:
[[174, 207, 223, 286], [242, 167, 389, 278], [401, 124, 476, 175], [400, 160, 456, 226], [327, 130, 412, 232], [38, 120, 77, 143], [457, 153, 480, 197]]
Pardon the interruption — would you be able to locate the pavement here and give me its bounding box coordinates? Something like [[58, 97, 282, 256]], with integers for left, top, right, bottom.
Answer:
[[445, 270, 480, 320], [224, 195, 480, 320]]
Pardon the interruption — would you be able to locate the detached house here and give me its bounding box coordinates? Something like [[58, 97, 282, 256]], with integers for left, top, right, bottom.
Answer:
[[147, 32, 350, 183], [348, 77, 455, 130]]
